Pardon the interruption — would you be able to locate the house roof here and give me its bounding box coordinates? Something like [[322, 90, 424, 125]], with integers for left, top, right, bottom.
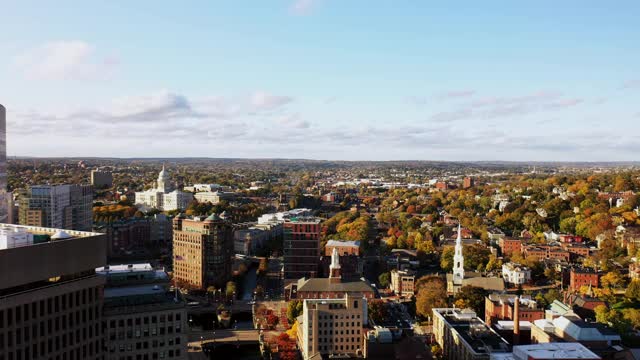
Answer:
[[296, 278, 375, 293], [554, 315, 621, 341]]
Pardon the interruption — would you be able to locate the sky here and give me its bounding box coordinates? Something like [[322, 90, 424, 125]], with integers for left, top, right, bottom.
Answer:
[[0, 1, 639, 161]]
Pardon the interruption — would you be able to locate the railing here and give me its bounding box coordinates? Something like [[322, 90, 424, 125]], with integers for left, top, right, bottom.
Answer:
[[0, 274, 99, 300]]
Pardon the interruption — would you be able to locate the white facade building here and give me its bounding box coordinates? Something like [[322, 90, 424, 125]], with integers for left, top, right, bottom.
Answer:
[[298, 295, 368, 360], [0, 225, 34, 249], [502, 263, 531, 285], [194, 191, 235, 204], [135, 166, 193, 211], [184, 183, 231, 193]]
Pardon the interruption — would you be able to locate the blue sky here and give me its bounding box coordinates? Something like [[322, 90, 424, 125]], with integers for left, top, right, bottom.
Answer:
[[1, 1, 638, 161]]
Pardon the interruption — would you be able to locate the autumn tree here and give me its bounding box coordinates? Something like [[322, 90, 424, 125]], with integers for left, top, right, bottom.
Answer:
[[416, 276, 447, 319], [368, 299, 389, 324], [287, 300, 303, 324], [626, 280, 640, 303], [454, 286, 488, 319], [601, 270, 625, 289], [440, 246, 455, 272]]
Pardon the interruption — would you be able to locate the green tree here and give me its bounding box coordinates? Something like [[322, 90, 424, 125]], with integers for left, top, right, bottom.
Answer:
[[286, 300, 303, 324], [378, 272, 391, 288], [225, 281, 237, 299]]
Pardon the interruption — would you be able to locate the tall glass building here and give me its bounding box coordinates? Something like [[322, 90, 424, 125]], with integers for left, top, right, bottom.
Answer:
[[0, 104, 7, 223]]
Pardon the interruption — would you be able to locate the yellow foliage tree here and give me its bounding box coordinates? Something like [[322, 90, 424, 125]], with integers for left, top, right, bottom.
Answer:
[[286, 321, 299, 339]]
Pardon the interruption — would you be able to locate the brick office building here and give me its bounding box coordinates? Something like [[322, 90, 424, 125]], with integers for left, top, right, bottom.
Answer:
[[283, 216, 322, 285], [172, 214, 233, 290], [499, 238, 523, 256], [569, 268, 602, 292]]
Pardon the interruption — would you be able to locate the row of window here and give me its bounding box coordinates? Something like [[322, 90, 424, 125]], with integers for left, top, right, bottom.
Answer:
[[108, 337, 181, 352], [319, 314, 360, 320], [0, 338, 101, 360], [0, 288, 100, 328], [107, 313, 181, 328], [113, 349, 181, 360], [1, 316, 100, 349], [315, 329, 360, 336], [316, 344, 360, 353], [107, 324, 181, 340], [317, 321, 361, 328]]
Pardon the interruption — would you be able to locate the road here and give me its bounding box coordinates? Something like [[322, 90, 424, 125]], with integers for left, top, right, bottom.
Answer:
[[188, 329, 260, 345], [241, 264, 258, 301]]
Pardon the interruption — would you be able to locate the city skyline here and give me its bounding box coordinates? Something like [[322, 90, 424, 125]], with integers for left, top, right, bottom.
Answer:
[[1, 1, 639, 161]]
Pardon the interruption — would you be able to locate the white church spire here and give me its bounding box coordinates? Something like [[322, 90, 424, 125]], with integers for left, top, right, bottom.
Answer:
[[329, 247, 342, 282], [453, 223, 465, 285]]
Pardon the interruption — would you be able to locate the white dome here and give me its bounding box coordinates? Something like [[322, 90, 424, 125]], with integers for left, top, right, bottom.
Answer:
[[51, 230, 73, 240], [158, 165, 169, 180]]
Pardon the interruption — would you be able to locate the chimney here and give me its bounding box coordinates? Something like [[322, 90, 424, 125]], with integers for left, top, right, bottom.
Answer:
[[513, 296, 520, 345]]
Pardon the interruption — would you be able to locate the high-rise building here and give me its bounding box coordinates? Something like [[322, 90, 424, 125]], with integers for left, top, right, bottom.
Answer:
[[90, 169, 113, 189], [283, 216, 322, 284], [172, 214, 234, 290], [0, 104, 7, 223], [0, 224, 107, 360], [97, 263, 188, 360], [18, 184, 93, 231], [297, 295, 368, 360]]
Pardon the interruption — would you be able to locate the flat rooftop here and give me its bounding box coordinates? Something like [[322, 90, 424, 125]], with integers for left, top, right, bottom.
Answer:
[[435, 309, 510, 355], [490, 343, 601, 360], [325, 240, 360, 248], [0, 225, 106, 291]]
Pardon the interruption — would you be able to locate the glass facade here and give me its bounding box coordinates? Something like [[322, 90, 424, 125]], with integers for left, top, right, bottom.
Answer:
[[0, 104, 7, 223]]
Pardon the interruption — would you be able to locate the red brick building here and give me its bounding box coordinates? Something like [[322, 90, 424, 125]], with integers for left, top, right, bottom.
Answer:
[[558, 234, 584, 243], [570, 268, 602, 292], [523, 245, 570, 262], [287, 250, 375, 300], [463, 177, 475, 189], [562, 243, 591, 261], [499, 238, 523, 256], [485, 294, 545, 327], [435, 181, 448, 190], [325, 240, 360, 256], [283, 217, 322, 284]]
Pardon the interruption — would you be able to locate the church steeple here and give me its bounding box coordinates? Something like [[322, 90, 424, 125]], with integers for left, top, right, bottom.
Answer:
[[453, 223, 465, 285], [329, 247, 342, 283]]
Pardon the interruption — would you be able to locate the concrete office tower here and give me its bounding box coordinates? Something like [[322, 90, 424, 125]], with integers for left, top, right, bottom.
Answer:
[[0, 104, 7, 223], [18, 184, 93, 231], [96, 263, 188, 359], [172, 214, 234, 290], [0, 224, 107, 360]]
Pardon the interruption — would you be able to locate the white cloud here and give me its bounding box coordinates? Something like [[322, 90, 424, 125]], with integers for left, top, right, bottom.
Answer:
[[290, 0, 320, 15], [276, 113, 310, 129], [13, 40, 117, 80], [250, 91, 293, 110]]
